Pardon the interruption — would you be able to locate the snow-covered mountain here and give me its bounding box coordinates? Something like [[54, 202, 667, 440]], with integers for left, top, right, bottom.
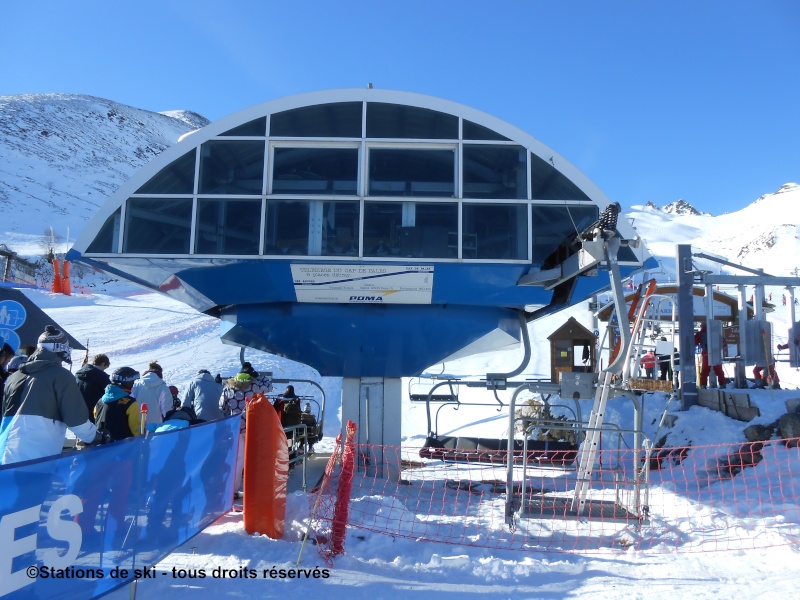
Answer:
[[0, 94, 208, 244], [628, 183, 800, 280]]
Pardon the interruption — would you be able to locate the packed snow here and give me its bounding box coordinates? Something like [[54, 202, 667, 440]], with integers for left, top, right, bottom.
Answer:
[[12, 197, 800, 598]]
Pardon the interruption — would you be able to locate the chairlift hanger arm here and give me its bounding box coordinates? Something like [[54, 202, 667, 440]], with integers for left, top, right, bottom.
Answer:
[[517, 203, 640, 291], [693, 252, 775, 277], [485, 310, 530, 389], [697, 274, 800, 286]]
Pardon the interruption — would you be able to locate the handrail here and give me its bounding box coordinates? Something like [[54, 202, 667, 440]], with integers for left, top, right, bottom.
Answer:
[[283, 423, 310, 491]]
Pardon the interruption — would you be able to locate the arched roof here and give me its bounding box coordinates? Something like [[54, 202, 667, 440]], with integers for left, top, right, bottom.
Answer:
[[68, 89, 654, 377], [73, 88, 618, 252]]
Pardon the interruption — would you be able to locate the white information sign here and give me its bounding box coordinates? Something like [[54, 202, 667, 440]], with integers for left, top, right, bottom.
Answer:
[[291, 264, 434, 304]]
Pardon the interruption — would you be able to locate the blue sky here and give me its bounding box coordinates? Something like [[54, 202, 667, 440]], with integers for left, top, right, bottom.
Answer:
[[3, 0, 798, 215]]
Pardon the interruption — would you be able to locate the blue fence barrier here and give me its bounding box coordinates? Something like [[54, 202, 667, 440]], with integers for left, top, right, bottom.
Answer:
[[0, 414, 240, 599]]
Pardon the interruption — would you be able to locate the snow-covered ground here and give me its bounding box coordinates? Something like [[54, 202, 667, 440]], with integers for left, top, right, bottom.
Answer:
[[13, 277, 798, 599]]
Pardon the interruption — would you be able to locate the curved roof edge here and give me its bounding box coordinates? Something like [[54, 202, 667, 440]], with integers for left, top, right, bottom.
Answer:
[[73, 88, 619, 253]]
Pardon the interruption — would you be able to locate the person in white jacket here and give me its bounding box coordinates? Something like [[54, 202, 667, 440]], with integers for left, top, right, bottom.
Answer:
[[131, 360, 171, 426]]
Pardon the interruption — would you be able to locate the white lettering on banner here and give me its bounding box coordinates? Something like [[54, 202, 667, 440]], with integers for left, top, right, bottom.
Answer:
[[0, 505, 39, 596], [43, 494, 83, 568], [0, 495, 84, 596]]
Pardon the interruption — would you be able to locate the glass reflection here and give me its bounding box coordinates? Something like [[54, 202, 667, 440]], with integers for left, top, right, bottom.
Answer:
[[364, 201, 457, 258], [272, 147, 358, 195], [196, 199, 262, 255], [124, 198, 192, 254], [199, 141, 265, 195]]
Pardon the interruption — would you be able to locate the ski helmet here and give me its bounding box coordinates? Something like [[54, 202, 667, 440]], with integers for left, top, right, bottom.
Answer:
[[111, 366, 140, 387]]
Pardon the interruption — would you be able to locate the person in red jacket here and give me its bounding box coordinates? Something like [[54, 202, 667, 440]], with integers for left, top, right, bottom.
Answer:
[[640, 350, 657, 379], [695, 323, 727, 388]]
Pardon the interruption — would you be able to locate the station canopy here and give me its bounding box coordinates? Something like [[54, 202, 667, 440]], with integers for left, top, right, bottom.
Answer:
[[68, 89, 654, 377]]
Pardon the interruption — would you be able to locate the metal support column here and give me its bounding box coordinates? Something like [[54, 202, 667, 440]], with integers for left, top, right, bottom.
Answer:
[[736, 284, 748, 388], [677, 244, 698, 409]]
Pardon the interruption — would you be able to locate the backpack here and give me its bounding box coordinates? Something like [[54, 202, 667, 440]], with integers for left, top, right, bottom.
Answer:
[[94, 400, 110, 437], [94, 396, 137, 441]]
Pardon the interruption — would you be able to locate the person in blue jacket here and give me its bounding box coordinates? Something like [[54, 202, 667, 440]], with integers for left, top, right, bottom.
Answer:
[[182, 368, 223, 422]]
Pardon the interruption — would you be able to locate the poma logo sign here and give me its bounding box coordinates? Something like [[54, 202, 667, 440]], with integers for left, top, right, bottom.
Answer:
[[349, 295, 384, 303]]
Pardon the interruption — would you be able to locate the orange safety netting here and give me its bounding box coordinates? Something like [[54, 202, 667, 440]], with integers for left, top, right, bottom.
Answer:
[[309, 438, 800, 555], [308, 421, 357, 565]]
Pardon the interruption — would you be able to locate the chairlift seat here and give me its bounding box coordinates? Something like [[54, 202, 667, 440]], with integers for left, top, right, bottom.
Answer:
[[419, 435, 578, 466], [410, 393, 458, 403]]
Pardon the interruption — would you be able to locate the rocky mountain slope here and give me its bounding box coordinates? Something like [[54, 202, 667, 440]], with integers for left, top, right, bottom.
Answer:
[[0, 93, 208, 239]]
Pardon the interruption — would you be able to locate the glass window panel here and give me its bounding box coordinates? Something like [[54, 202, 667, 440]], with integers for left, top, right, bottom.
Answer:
[[530, 153, 591, 200], [462, 120, 510, 141], [198, 140, 265, 195], [366, 103, 458, 139], [272, 148, 358, 195], [264, 200, 310, 255], [270, 102, 362, 138], [195, 199, 261, 255], [463, 145, 527, 199], [123, 198, 192, 254], [135, 150, 196, 194], [220, 117, 266, 137], [462, 203, 528, 260], [532, 204, 598, 265], [363, 201, 459, 258], [321, 201, 360, 256], [86, 208, 121, 253], [368, 149, 454, 197], [363, 202, 402, 257]]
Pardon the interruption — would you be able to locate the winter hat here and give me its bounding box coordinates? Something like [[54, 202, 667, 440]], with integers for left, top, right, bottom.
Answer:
[[37, 325, 72, 364], [7, 355, 27, 372], [240, 361, 259, 378]]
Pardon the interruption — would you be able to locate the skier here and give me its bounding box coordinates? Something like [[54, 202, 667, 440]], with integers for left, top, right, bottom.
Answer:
[[1, 325, 102, 464], [95, 366, 141, 441], [131, 360, 171, 425], [219, 362, 273, 497], [695, 323, 727, 388], [640, 350, 657, 379], [75, 353, 111, 423], [182, 368, 224, 422]]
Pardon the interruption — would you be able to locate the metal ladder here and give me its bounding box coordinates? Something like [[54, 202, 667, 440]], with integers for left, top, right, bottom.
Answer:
[[571, 279, 657, 515]]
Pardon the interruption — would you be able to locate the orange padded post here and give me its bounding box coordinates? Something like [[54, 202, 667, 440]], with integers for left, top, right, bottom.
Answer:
[[51, 259, 62, 294], [62, 260, 71, 296], [243, 393, 288, 538]]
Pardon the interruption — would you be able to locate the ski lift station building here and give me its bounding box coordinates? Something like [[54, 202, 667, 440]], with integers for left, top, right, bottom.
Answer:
[[68, 89, 655, 454]]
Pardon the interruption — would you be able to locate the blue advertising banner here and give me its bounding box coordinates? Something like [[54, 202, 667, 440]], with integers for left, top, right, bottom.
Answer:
[[0, 415, 240, 599]]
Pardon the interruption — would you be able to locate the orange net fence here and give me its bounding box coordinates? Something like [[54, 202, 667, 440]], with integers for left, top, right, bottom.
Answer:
[[308, 437, 800, 555], [309, 420, 357, 566]]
